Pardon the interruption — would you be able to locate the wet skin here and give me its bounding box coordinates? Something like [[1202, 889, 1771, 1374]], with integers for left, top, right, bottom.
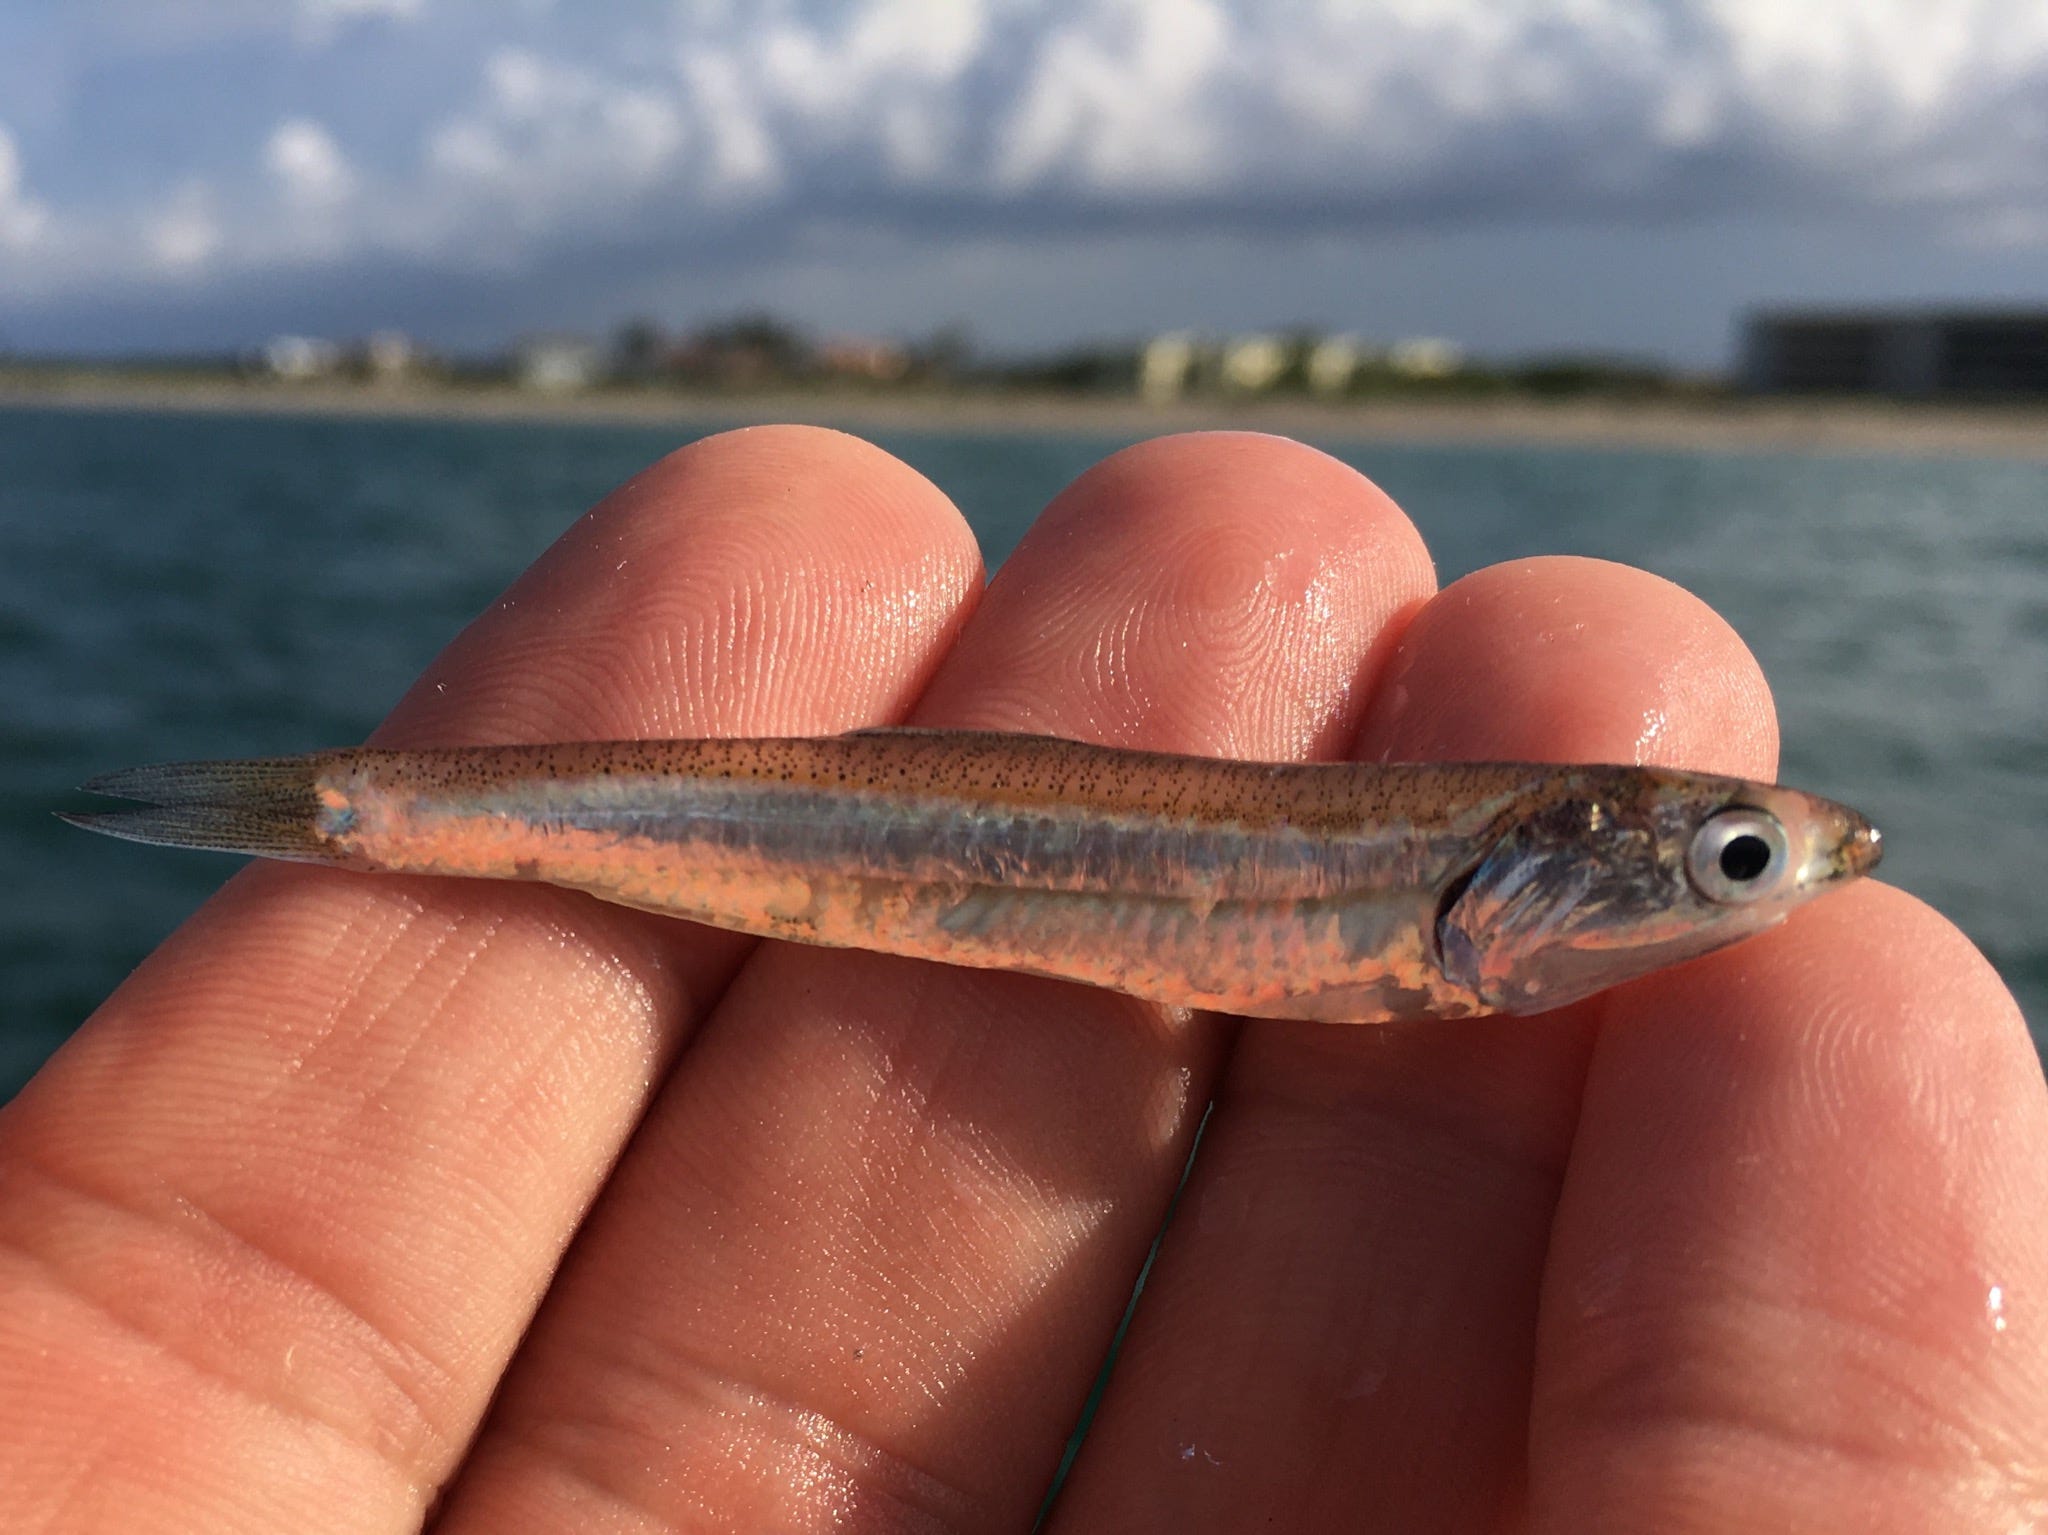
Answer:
[[2, 428, 2043, 1533]]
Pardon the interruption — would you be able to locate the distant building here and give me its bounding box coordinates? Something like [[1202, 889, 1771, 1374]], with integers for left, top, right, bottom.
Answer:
[[1304, 334, 1370, 395], [363, 330, 418, 382], [1743, 309, 2048, 397], [264, 334, 340, 380], [1220, 334, 1290, 393], [1139, 332, 1200, 402], [1387, 337, 1464, 379], [516, 335, 601, 393], [816, 336, 909, 382]]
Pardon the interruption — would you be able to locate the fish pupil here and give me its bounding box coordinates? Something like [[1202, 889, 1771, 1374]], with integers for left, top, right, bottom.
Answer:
[[1719, 834, 1772, 882]]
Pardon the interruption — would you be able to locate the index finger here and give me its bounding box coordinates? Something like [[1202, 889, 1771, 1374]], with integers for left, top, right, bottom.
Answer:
[[0, 427, 983, 1531]]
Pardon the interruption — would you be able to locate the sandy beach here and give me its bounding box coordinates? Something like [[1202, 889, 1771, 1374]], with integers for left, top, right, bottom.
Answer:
[[3, 371, 2046, 459]]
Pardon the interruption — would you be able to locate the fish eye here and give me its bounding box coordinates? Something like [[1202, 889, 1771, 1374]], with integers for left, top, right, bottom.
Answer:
[[1686, 807, 1791, 904]]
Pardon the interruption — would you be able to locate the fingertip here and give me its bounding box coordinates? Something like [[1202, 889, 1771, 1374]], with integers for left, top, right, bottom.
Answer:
[[560, 423, 987, 601], [1076, 429, 1401, 498], [1047, 432, 1433, 591], [1624, 880, 2040, 1118], [921, 431, 1435, 756], [375, 425, 984, 747], [627, 423, 967, 527], [1108, 429, 1419, 548], [1540, 882, 2048, 1529], [1358, 556, 1779, 777]]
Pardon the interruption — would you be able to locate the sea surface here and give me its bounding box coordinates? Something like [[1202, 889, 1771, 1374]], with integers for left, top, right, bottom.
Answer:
[[3, 403, 2043, 1095]]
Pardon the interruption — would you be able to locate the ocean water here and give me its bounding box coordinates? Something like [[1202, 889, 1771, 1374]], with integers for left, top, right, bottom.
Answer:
[[3, 403, 2042, 1095]]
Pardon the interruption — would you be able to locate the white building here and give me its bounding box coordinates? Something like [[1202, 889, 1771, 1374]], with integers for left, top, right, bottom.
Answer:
[[1139, 333, 1199, 402], [516, 335, 601, 392], [1387, 337, 1465, 379], [364, 330, 418, 382], [1219, 334, 1290, 393], [264, 335, 341, 380], [1305, 334, 1372, 395]]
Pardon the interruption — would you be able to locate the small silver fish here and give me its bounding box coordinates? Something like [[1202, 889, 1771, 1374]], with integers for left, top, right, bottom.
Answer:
[[62, 729, 1881, 1022]]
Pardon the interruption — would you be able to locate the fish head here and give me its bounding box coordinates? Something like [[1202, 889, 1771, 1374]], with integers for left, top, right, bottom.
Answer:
[[1436, 767, 1880, 1014]]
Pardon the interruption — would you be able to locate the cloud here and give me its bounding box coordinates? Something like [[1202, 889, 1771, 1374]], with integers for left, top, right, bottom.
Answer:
[[6, 0, 2047, 333], [672, 48, 783, 196], [430, 50, 689, 193], [423, 45, 693, 241], [296, 0, 425, 45], [417, 0, 2048, 235], [997, 0, 1232, 191], [0, 125, 51, 250], [972, 0, 2048, 224], [144, 183, 222, 273], [300, 0, 425, 19], [265, 119, 356, 209]]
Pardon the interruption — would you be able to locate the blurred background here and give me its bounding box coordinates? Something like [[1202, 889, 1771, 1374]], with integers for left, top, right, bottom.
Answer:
[[2, 1, 2044, 1092]]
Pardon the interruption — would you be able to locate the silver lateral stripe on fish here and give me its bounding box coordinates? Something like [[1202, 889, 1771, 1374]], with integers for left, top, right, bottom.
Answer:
[[60, 729, 1882, 1023]]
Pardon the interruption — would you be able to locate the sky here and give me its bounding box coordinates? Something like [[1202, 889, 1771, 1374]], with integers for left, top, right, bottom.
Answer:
[[0, 0, 2044, 369]]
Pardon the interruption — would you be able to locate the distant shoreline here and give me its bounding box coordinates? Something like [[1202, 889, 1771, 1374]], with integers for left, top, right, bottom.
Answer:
[[5, 374, 2047, 460]]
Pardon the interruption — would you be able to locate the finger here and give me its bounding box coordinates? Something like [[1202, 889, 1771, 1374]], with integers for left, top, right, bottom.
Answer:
[[432, 433, 1437, 1532], [1532, 884, 2048, 1531], [1054, 557, 1780, 1532], [0, 428, 982, 1532]]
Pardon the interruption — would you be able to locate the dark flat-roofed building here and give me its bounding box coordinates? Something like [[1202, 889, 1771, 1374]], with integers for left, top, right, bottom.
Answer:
[[1742, 308, 2048, 398]]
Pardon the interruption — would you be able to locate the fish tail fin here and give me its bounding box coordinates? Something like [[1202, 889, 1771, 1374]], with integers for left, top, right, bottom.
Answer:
[[60, 754, 344, 863]]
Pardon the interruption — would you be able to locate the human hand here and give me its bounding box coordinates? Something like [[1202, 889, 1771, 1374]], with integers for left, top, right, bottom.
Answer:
[[3, 429, 2042, 1533]]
